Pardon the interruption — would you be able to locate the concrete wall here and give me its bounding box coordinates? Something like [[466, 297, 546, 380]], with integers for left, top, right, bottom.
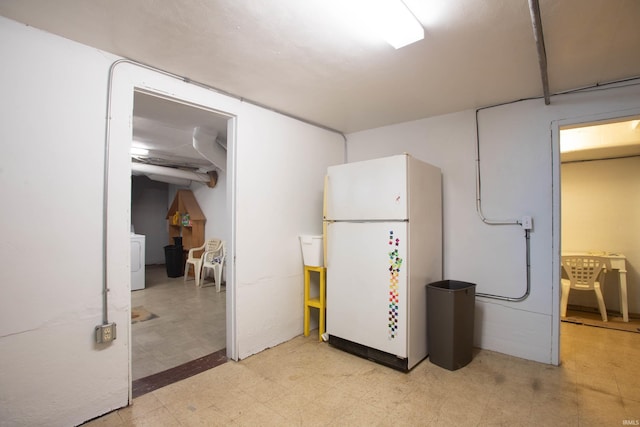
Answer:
[[191, 167, 229, 249], [346, 83, 640, 364], [0, 17, 343, 426]]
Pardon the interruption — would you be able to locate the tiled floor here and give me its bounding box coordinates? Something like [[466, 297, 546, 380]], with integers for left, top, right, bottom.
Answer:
[[131, 265, 226, 380], [87, 320, 640, 426], [565, 306, 640, 333]]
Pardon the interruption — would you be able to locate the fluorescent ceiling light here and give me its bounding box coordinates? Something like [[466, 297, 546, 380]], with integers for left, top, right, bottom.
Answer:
[[131, 146, 149, 156], [376, 0, 424, 49], [344, 0, 424, 49]]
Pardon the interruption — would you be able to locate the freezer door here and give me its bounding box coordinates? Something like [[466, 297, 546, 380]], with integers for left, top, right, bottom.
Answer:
[[326, 154, 408, 221], [327, 221, 408, 357]]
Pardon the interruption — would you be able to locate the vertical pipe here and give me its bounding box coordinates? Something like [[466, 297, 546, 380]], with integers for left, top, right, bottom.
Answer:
[[528, 0, 551, 105]]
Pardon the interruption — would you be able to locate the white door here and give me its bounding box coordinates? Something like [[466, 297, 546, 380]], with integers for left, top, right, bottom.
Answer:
[[326, 154, 408, 221], [327, 221, 408, 357]]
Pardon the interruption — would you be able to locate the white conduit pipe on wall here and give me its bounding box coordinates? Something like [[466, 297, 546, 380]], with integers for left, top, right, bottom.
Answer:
[[474, 106, 531, 303], [470, 0, 550, 303], [472, 77, 640, 303]]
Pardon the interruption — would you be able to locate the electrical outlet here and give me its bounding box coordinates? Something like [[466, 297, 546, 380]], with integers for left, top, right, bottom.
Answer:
[[95, 323, 117, 343], [521, 216, 533, 230]]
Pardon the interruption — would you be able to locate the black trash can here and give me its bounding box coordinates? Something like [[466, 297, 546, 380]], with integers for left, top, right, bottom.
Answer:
[[164, 245, 183, 278], [426, 280, 476, 371]]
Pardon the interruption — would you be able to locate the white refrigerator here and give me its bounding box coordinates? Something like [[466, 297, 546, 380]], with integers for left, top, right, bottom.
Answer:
[[325, 154, 442, 371]]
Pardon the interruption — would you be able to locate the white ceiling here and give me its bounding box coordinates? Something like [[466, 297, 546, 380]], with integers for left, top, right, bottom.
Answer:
[[2, 0, 640, 166]]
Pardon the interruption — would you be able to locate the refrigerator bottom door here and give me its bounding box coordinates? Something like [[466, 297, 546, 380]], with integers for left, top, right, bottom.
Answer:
[[327, 221, 408, 357]]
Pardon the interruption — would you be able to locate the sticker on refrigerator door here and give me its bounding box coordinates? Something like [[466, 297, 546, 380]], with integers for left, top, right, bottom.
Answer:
[[388, 230, 403, 339]]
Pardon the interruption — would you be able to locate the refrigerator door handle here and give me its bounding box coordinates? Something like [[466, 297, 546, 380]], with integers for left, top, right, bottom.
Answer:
[[323, 175, 328, 267]]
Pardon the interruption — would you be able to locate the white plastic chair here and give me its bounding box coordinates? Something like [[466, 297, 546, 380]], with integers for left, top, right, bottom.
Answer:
[[561, 256, 608, 321], [201, 240, 226, 292], [184, 239, 220, 286]]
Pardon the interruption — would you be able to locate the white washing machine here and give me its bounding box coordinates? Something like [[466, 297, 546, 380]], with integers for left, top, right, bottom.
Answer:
[[130, 233, 146, 291]]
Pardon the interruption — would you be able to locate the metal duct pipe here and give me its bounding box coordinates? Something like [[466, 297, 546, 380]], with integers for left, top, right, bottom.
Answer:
[[193, 127, 226, 172], [131, 162, 211, 184], [144, 174, 192, 187], [528, 0, 551, 105]]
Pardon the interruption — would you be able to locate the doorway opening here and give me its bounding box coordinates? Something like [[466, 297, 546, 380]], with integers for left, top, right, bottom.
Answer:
[[558, 114, 640, 362], [129, 90, 233, 395], [106, 62, 238, 404]]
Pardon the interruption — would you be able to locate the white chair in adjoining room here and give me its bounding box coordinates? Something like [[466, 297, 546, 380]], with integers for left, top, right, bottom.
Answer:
[[561, 256, 608, 322], [184, 238, 220, 286], [200, 240, 226, 292]]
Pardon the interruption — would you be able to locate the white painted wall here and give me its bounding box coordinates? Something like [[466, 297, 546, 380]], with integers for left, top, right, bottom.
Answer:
[[191, 170, 229, 283], [233, 110, 344, 358], [347, 83, 640, 364], [110, 63, 344, 360], [561, 157, 640, 314], [191, 168, 229, 246], [0, 16, 343, 426], [0, 18, 127, 427], [5, 10, 637, 425]]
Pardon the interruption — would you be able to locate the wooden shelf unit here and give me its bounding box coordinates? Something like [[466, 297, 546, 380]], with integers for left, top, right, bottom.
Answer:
[[166, 189, 206, 251]]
